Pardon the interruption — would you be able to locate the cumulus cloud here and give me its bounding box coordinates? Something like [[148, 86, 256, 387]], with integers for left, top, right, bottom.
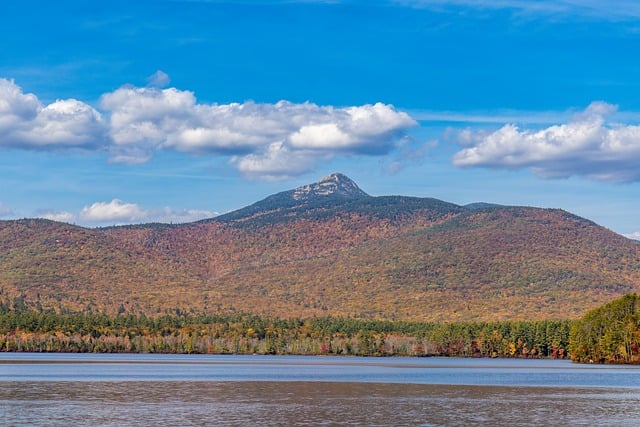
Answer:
[[76, 199, 216, 225], [1, 74, 416, 179], [35, 210, 76, 223], [231, 141, 323, 181], [146, 70, 170, 88], [100, 85, 417, 178], [452, 102, 640, 183], [80, 199, 148, 223], [0, 78, 106, 149]]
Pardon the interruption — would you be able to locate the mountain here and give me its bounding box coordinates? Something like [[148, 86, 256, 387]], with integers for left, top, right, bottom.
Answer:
[[213, 172, 463, 226], [289, 172, 370, 200], [210, 173, 371, 223], [1, 173, 640, 322]]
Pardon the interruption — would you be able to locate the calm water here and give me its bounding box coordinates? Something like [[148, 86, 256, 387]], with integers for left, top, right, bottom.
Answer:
[[1, 354, 639, 426]]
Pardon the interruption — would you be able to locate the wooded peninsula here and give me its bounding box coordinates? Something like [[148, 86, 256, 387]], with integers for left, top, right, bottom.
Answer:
[[2, 294, 638, 363]]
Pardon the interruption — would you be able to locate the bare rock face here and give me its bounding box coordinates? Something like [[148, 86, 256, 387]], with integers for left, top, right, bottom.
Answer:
[[292, 173, 370, 201]]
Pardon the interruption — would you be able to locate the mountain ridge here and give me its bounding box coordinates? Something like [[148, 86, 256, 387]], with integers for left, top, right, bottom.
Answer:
[[211, 172, 463, 226], [1, 173, 639, 322]]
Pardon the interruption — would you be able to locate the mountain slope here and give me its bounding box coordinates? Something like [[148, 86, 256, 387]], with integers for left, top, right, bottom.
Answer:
[[1, 174, 639, 321], [211, 172, 463, 226]]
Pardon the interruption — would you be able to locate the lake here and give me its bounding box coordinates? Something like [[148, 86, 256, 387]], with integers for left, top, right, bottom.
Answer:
[[1, 354, 639, 426]]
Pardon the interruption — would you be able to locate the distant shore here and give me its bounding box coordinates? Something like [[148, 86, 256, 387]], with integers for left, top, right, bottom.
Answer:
[[1, 308, 571, 359]]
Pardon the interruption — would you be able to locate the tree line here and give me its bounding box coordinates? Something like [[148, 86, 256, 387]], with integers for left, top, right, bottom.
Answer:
[[0, 299, 570, 357], [569, 293, 640, 363], [7, 293, 640, 363]]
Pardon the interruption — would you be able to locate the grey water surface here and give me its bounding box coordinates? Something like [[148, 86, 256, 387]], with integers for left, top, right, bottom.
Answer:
[[1, 354, 639, 426]]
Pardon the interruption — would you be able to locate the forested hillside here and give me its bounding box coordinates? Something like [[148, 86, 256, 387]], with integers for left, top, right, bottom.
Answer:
[[570, 293, 640, 363], [1, 173, 639, 322]]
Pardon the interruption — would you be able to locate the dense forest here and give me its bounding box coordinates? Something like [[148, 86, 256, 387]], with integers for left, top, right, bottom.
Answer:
[[569, 293, 640, 363], [6, 295, 640, 362], [0, 299, 570, 357], [2, 173, 640, 324]]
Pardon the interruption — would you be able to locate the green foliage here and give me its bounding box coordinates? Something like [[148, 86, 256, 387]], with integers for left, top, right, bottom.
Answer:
[[569, 293, 640, 363], [0, 305, 570, 357]]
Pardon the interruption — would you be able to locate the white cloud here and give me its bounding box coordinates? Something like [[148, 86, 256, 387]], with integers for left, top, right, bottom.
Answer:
[[80, 199, 148, 223], [0, 79, 39, 126], [624, 232, 640, 241], [35, 210, 76, 223], [77, 199, 216, 225], [231, 141, 323, 181], [100, 84, 416, 178], [100, 86, 197, 160], [287, 103, 414, 153], [1, 75, 416, 179], [146, 70, 170, 88], [452, 102, 640, 183], [410, 109, 575, 125], [0, 78, 105, 149]]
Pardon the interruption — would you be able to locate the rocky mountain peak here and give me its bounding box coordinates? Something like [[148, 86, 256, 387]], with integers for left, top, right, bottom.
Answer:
[[292, 173, 369, 201]]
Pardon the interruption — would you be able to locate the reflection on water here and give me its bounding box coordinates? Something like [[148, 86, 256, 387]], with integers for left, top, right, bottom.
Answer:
[[2, 381, 639, 426]]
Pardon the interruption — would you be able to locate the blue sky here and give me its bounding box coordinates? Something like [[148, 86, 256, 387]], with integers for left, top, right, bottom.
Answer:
[[1, 0, 639, 238]]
